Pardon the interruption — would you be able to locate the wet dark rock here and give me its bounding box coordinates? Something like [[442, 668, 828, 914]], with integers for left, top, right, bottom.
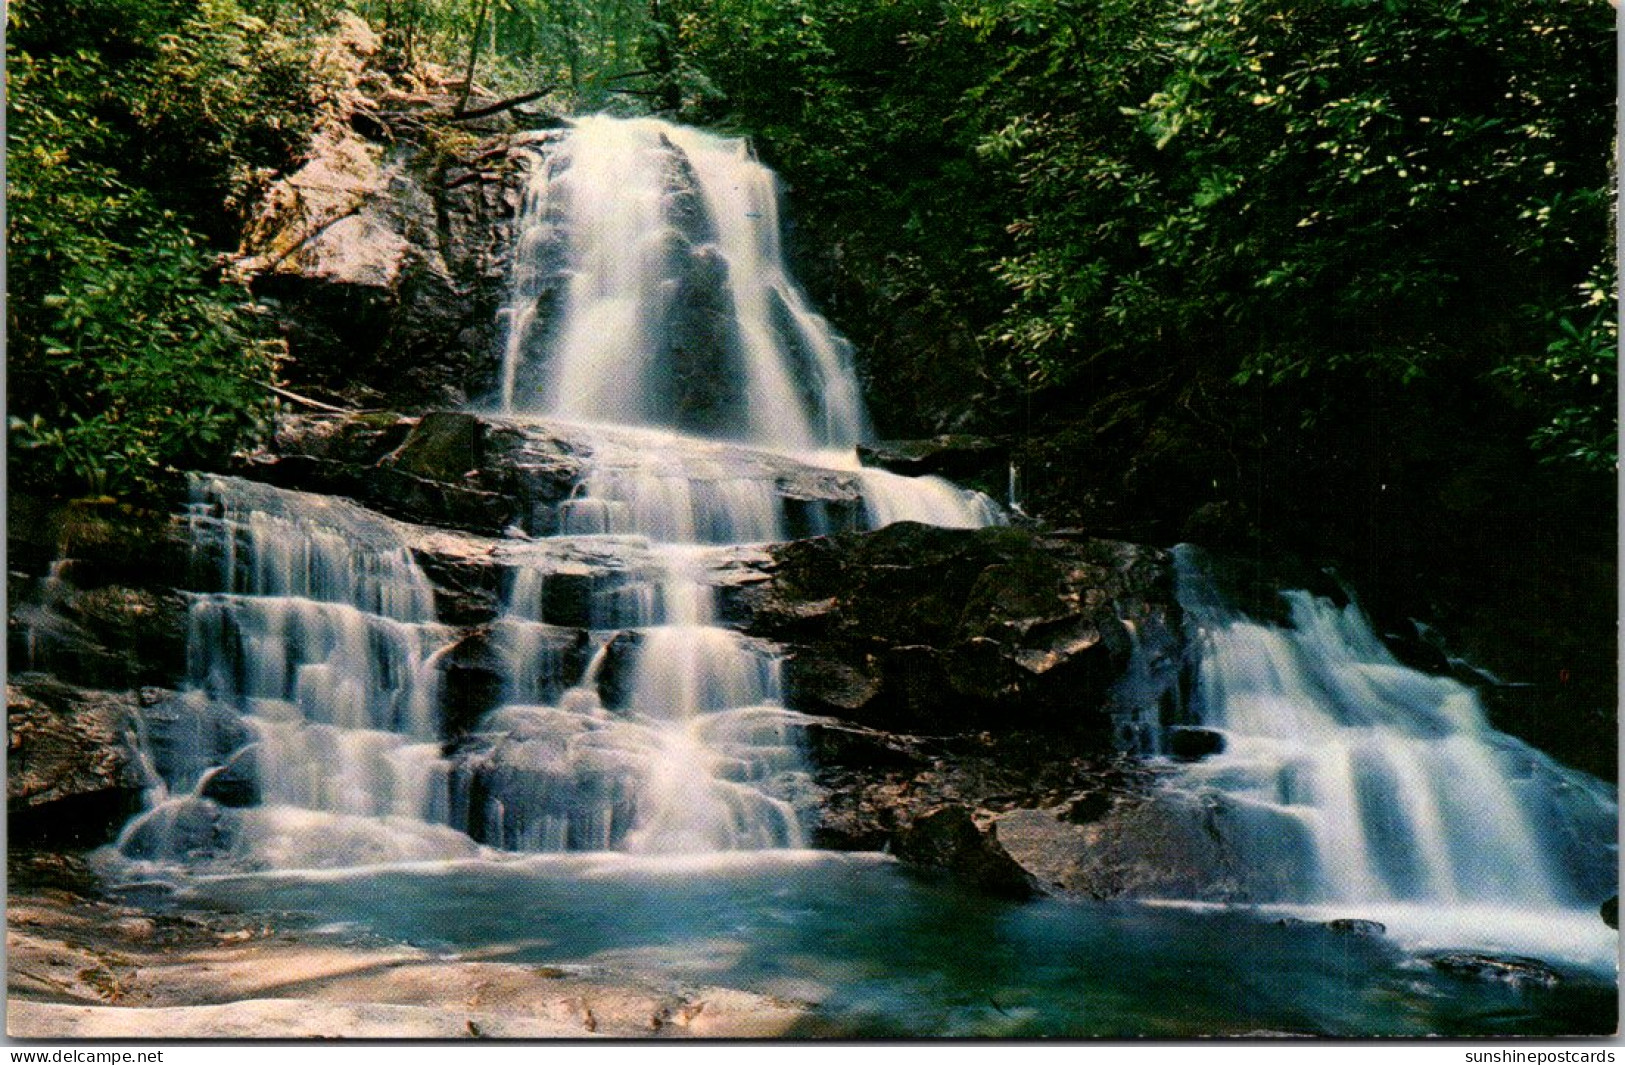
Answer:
[[413, 548, 504, 627], [743, 522, 1175, 738], [893, 805, 1039, 900], [198, 744, 261, 808], [137, 692, 254, 789], [9, 579, 190, 692], [1427, 952, 1562, 989], [992, 796, 1256, 902], [7, 498, 193, 691], [390, 411, 489, 482], [802, 721, 928, 772], [368, 466, 518, 535], [7, 495, 192, 592], [1057, 789, 1113, 824], [662, 243, 749, 439], [117, 797, 238, 864], [439, 627, 509, 738], [1325, 918, 1386, 937], [243, 412, 582, 537], [1602, 896, 1617, 929], [438, 625, 588, 740], [1167, 727, 1225, 762], [525, 570, 597, 629], [804, 725, 1174, 881], [7, 675, 148, 847], [595, 631, 643, 712], [857, 435, 1007, 488]]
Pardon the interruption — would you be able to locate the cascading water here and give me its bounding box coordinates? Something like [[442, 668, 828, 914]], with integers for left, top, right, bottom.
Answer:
[[118, 476, 478, 870], [458, 113, 999, 855], [112, 114, 1000, 873], [499, 115, 868, 451], [1165, 545, 1617, 957], [68, 113, 1617, 1037]]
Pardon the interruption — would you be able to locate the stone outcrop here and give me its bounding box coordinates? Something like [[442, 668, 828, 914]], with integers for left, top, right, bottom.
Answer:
[[8, 676, 149, 847], [892, 805, 1038, 900], [737, 522, 1177, 739], [856, 435, 1007, 498], [8, 498, 192, 692], [231, 17, 536, 412], [239, 410, 869, 542], [8, 421, 1208, 897]]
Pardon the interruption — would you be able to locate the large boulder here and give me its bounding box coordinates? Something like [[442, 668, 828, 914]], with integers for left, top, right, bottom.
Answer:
[[993, 798, 1255, 901], [233, 17, 532, 412], [8, 676, 149, 847], [739, 523, 1177, 739], [892, 805, 1039, 900]]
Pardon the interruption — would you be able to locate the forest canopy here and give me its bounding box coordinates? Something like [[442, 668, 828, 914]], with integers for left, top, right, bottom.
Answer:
[[662, 0, 1616, 470]]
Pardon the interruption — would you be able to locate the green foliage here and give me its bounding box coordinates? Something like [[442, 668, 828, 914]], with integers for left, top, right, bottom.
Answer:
[[334, 0, 653, 110], [7, 0, 309, 498], [979, 0, 1614, 388], [667, 0, 1617, 469], [1496, 265, 1618, 471]]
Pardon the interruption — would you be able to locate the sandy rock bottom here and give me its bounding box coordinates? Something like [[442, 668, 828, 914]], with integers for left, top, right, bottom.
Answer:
[[7, 872, 810, 1040]]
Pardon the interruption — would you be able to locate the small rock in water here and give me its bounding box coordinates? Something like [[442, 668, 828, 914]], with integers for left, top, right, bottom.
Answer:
[[1325, 918, 1386, 937], [894, 804, 1039, 900], [1166, 727, 1225, 762], [1601, 895, 1617, 929], [1428, 952, 1562, 989]]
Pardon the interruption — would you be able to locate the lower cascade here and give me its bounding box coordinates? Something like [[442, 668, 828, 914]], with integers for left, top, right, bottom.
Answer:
[[1165, 545, 1616, 927], [114, 442, 998, 871]]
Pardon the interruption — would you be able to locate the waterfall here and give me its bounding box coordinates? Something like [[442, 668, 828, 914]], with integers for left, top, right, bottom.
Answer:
[[117, 476, 478, 870], [114, 115, 1000, 872], [1166, 545, 1617, 919], [498, 114, 869, 452]]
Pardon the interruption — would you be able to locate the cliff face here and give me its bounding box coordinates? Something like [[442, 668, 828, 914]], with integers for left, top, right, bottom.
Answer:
[[227, 13, 536, 413]]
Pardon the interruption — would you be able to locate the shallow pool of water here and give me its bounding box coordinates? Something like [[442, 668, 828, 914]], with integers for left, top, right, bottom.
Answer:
[[136, 851, 1616, 1038]]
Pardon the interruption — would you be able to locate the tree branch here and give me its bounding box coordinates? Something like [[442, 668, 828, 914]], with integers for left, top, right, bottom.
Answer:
[[448, 88, 555, 122], [266, 384, 371, 414]]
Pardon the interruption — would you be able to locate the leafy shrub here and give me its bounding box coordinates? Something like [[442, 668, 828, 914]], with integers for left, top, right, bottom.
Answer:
[[7, 0, 314, 499]]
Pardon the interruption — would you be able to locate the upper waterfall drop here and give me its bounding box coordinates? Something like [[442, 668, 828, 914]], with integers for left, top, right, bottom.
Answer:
[[498, 115, 870, 453]]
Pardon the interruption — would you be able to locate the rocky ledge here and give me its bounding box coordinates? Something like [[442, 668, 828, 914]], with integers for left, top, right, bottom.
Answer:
[[9, 429, 1208, 900]]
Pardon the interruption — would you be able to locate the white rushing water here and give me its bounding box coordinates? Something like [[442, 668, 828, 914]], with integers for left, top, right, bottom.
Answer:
[[115, 114, 1000, 872], [117, 476, 476, 870], [468, 113, 998, 854], [1166, 545, 1617, 949], [499, 115, 869, 451]]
